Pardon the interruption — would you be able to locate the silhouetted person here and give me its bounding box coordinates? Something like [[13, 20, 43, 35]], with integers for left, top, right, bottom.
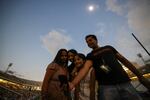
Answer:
[[41, 48, 70, 100], [68, 49, 77, 81], [70, 34, 150, 100]]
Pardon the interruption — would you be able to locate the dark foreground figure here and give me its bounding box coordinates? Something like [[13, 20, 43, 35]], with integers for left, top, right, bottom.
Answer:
[[69, 34, 150, 100]]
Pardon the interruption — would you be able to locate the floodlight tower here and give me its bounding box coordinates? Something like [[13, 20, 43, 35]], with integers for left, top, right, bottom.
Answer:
[[5, 63, 13, 73]]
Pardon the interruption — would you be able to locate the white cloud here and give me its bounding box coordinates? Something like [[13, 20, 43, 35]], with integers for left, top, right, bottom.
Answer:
[[106, 0, 150, 47], [126, 0, 150, 62], [105, 0, 150, 64], [127, 0, 150, 46], [41, 30, 71, 56], [105, 0, 124, 16]]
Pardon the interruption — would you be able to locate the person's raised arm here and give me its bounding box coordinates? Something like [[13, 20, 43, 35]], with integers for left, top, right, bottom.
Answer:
[[69, 60, 93, 90], [116, 52, 150, 91]]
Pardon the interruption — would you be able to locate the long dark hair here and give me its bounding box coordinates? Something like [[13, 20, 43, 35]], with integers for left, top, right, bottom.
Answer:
[[53, 48, 68, 66]]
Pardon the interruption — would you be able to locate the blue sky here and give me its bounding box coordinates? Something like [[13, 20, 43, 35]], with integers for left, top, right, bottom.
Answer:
[[0, 0, 150, 81]]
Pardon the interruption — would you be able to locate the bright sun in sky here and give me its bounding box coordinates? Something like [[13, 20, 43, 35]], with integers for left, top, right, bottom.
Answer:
[[87, 4, 99, 12], [88, 5, 95, 12]]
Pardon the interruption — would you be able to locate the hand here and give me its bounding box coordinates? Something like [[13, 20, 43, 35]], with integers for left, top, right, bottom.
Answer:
[[69, 82, 75, 91], [139, 77, 150, 91]]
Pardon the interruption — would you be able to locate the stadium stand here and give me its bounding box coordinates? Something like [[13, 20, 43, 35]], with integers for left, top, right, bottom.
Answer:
[[0, 70, 41, 100]]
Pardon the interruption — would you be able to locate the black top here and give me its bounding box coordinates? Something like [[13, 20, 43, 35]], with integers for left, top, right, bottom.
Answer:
[[68, 63, 75, 81], [86, 45, 130, 85]]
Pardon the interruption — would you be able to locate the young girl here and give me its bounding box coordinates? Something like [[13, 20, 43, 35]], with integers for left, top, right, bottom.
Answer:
[[72, 53, 97, 100], [67, 49, 78, 81]]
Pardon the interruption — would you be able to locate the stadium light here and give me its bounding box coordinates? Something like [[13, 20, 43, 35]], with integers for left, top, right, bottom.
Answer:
[[5, 63, 13, 73]]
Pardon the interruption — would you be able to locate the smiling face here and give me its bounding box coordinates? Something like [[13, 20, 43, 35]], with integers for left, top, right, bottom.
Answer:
[[74, 55, 85, 68], [86, 36, 98, 49], [60, 51, 68, 63], [68, 52, 75, 62]]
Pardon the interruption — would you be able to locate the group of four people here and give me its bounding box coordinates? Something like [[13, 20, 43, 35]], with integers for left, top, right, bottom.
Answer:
[[41, 34, 150, 100]]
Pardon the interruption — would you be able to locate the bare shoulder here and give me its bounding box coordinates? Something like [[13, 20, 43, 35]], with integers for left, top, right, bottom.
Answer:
[[46, 63, 58, 71]]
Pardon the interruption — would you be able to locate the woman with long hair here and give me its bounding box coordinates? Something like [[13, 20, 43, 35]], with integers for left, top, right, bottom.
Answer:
[[41, 48, 70, 100]]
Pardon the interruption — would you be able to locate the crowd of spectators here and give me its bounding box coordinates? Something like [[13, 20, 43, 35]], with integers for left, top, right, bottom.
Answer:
[[0, 70, 41, 100]]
